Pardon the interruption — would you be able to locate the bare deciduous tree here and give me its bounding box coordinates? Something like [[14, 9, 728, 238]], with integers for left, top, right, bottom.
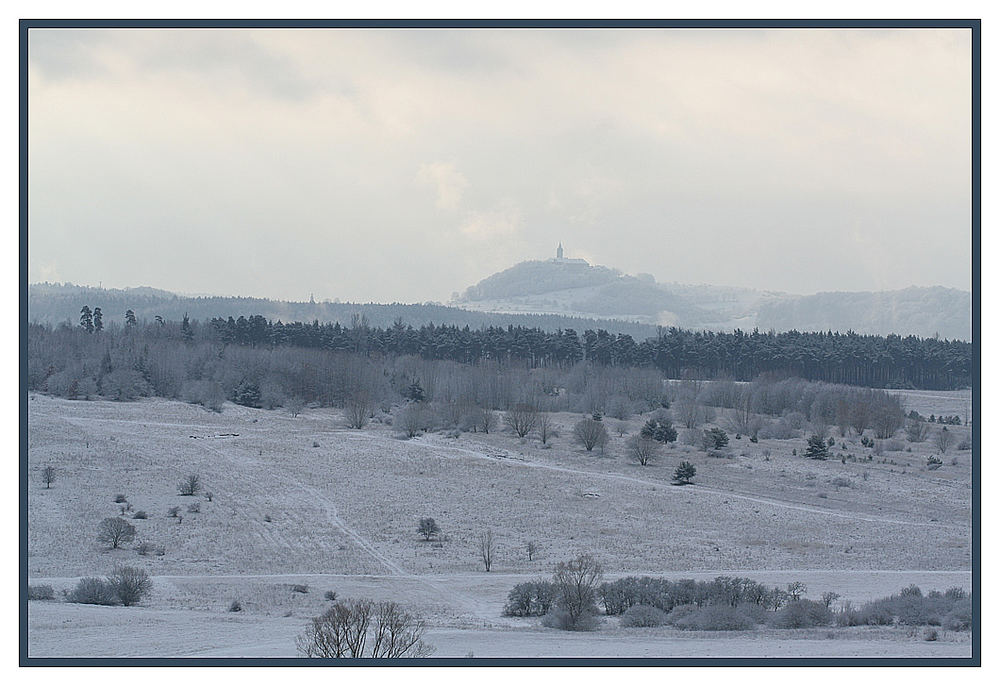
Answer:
[[573, 418, 609, 452], [297, 598, 434, 658], [478, 529, 495, 572], [106, 564, 152, 606], [97, 517, 136, 549], [504, 403, 538, 438], [475, 407, 496, 434], [417, 517, 440, 541], [41, 465, 56, 489], [550, 554, 603, 631], [345, 389, 373, 429], [178, 474, 201, 496], [935, 427, 955, 454], [527, 540, 538, 561], [535, 413, 555, 444], [627, 435, 660, 466]]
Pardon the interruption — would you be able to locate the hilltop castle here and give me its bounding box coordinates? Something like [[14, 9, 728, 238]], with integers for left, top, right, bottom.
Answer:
[[550, 243, 589, 265]]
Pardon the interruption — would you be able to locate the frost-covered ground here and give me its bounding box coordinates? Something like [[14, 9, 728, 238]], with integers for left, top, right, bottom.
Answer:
[[26, 394, 973, 658]]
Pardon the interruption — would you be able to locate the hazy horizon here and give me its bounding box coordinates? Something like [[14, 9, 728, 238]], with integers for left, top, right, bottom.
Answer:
[[28, 28, 972, 303]]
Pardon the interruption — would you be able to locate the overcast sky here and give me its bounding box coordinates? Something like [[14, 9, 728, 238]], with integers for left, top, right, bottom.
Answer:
[[28, 28, 972, 303]]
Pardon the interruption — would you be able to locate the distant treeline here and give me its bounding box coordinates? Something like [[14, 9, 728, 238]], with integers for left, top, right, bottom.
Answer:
[[27, 283, 661, 340], [200, 314, 970, 390]]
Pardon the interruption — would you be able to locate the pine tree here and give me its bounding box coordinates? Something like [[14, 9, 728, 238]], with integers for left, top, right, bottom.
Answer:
[[804, 434, 829, 460], [92, 307, 103, 332], [181, 313, 194, 342], [673, 461, 696, 485], [125, 309, 137, 328], [80, 306, 94, 333]]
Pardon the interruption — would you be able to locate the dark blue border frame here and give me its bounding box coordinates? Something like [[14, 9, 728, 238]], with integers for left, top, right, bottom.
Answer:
[[19, 17, 981, 668]]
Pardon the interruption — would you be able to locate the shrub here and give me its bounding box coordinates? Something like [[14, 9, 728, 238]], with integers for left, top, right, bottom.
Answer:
[[628, 435, 660, 466], [621, 604, 669, 627], [944, 598, 972, 631], [69, 577, 118, 605], [114, 494, 128, 504], [135, 541, 153, 556], [324, 590, 338, 602], [106, 565, 152, 606], [542, 608, 599, 631], [926, 456, 943, 470], [672, 604, 755, 631], [770, 600, 833, 629], [573, 418, 609, 452], [291, 584, 310, 594], [27, 584, 55, 600], [503, 580, 557, 617], [187, 502, 201, 513], [167, 506, 181, 518], [132, 510, 148, 519], [923, 628, 938, 641], [229, 599, 243, 612]]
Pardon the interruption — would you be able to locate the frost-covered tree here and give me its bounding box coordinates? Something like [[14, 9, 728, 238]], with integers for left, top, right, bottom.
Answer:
[[97, 517, 136, 549]]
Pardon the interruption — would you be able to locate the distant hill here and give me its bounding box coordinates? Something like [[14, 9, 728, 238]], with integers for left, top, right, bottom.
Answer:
[[26, 282, 661, 340], [756, 287, 972, 341], [452, 257, 972, 341]]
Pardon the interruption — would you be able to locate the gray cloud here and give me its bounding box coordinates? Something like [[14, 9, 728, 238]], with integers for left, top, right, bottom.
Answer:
[[27, 28, 972, 303]]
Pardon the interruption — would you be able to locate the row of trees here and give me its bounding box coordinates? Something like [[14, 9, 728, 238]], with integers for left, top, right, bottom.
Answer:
[[51, 308, 972, 390]]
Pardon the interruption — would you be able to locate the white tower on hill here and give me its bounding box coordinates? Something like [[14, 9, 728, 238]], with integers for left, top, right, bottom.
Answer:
[[550, 243, 588, 265]]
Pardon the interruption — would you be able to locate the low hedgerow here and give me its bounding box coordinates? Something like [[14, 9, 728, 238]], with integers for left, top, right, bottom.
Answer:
[[670, 603, 756, 631], [27, 584, 55, 600], [599, 575, 790, 616], [541, 608, 600, 632], [769, 600, 833, 629], [620, 604, 669, 628], [68, 577, 119, 606], [835, 586, 971, 628]]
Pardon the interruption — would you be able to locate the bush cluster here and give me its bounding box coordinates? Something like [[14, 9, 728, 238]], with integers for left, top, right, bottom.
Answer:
[[502, 580, 557, 617]]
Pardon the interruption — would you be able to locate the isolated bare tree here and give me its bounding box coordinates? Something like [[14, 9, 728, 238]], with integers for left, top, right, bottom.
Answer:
[[345, 389, 373, 429], [527, 540, 538, 562], [475, 407, 496, 434], [417, 517, 440, 541], [41, 465, 56, 489], [935, 427, 955, 454], [97, 517, 136, 549], [573, 418, 609, 452], [504, 403, 538, 438], [478, 529, 495, 572], [627, 435, 660, 466], [535, 412, 554, 444], [297, 598, 433, 658], [177, 474, 201, 496]]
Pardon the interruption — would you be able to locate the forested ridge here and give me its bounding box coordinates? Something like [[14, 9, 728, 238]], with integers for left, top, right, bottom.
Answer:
[[27, 309, 973, 392]]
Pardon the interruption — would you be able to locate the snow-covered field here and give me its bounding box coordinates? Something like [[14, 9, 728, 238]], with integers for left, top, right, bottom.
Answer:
[[26, 394, 973, 658]]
